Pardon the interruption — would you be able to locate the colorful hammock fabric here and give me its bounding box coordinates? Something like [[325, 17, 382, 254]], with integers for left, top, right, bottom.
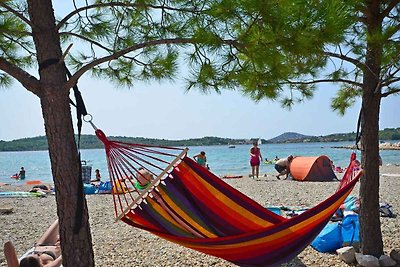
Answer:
[[95, 129, 362, 267]]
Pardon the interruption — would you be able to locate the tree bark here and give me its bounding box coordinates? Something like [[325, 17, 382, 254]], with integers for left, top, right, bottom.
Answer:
[[359, 0, 384, 257], [27, 0, 94, 266]]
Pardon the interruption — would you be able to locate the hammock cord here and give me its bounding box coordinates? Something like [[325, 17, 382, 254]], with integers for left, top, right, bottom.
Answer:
[[355, 104, 364, 150], [66, 67, 88, 234], [93, 128, 188, 220]]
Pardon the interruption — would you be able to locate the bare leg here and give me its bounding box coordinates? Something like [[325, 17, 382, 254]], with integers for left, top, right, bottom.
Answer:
[[255, 165, 259, 179], [251, 166, 255, 179], [282, 169, 289, 180]]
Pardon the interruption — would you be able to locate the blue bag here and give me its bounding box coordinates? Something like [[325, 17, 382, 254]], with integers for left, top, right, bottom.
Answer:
[[311, 222, 343, 252], [97, 181, 112, 194], [341, 214, 360, 246], [311, 214, 360, 253], [83, 183, 97, 195]]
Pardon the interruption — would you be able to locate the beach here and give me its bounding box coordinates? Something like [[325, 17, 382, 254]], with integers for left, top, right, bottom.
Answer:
[[1, 165, 399, 267]]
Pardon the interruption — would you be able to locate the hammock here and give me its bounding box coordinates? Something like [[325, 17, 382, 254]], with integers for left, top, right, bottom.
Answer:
[[95, 129, 362, 267]]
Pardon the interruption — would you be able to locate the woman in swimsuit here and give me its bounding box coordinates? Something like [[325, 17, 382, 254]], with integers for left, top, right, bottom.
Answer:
[[193, 151, 207, 168], [250, 142, 262, 179], [4, 220, 62, 267]]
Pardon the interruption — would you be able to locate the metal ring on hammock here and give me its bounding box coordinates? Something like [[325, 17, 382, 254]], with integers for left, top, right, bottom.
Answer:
[[83, 114, 98, 130]]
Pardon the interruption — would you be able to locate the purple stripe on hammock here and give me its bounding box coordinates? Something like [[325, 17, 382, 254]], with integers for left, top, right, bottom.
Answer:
[[183, 157, 284, 224], [170, 168, 244, 235]]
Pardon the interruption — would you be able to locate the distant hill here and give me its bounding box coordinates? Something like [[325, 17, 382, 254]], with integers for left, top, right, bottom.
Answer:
[[267, 132, 314, 143], [0, 135, 251, 152], [0, 128, 399, 152]]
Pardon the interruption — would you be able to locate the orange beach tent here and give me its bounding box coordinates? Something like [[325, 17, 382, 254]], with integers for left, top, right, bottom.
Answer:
[[290, 155, 336, 181]]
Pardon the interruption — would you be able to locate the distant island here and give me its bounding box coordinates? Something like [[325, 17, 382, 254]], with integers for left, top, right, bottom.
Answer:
[[0, 128, 399, 152]]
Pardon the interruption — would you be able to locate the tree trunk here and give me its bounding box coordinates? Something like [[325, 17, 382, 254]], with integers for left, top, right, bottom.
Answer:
[[359, 1, 383, 257], [27, 1, 94, 266]]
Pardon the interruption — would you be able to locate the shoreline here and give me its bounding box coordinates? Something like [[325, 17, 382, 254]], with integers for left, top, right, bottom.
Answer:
[[1, 165, 399, 267]]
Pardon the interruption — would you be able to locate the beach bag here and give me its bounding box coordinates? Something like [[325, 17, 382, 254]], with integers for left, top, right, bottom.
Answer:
[[311, 214, 360, 253], [311, 222, 342, 252], [83, 183, 97, 195], [341, 214, 360, 246], [97, 181, 112, 194]]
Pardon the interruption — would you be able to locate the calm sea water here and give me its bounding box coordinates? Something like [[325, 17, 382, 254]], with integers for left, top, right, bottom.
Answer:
[[1, 141, 399, 185]]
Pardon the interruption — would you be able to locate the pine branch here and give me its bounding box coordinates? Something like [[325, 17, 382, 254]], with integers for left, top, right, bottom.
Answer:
[[0, 2, 32, 27], [285, 78, 362, 87], [56, 2, 207, 31], [64, 37, 240, 90], [59, 31, 112, 52], [380, 0, 400, 20], [0, 57, 40, 95], [381, 88, 400, 97], [324, 51, 365, 70]]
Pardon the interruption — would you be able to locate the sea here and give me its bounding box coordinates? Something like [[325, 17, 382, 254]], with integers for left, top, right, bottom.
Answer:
[[1, 141, 399, 185]]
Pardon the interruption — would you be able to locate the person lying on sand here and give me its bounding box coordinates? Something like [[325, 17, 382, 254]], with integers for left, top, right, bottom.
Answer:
[[29, 185, 53, 194], [4, 220, 62, 267]]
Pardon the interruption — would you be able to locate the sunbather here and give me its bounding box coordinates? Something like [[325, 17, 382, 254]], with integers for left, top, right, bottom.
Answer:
[[4, 220, 62, 267]]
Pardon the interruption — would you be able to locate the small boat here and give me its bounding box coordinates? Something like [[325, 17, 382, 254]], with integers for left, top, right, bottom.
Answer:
[[228, 145, 236, 148]]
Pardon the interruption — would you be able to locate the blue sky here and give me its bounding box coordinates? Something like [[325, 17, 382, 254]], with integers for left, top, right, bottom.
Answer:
[[0, 2, 399, 142], [0, 75, 398, 142]]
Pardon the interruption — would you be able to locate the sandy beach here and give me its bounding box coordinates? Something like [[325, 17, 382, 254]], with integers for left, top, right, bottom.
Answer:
[[1, 165, 399, 267]]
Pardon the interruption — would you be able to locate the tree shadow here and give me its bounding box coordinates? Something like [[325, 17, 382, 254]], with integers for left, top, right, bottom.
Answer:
[[281, 257, 307, 267]]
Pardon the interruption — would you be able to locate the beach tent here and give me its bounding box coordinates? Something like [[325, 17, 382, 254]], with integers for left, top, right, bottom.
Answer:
[[92, 128, 360, 267], [290, 155, 337, 181]]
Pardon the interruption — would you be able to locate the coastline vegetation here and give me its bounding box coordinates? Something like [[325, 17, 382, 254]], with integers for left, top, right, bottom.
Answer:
[[1, 127, 398, 152]]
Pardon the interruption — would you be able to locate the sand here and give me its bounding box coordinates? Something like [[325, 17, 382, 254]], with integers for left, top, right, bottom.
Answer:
[[1, 165, 399, 267]]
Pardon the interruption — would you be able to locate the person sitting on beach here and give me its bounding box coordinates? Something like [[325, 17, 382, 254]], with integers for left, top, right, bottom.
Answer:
[[18, 167, 26, 180], [90, 169, 101, 185], [274, 155, 294, 180], [193, 151, 207, 168]]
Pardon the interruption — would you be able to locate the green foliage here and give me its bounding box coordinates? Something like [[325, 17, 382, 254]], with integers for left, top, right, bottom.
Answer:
[[2, 127, 399, 151], [0, 1, 34, 86], [331, 85, 361, 115]]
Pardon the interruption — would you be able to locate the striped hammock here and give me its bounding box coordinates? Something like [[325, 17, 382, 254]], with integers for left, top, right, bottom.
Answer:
[[95, 129, 361, 267]]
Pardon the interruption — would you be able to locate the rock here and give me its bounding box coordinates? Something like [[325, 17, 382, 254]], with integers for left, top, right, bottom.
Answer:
[[355, 253, 380, 267], [379, 255, 397, 267], [337, 246, 356, 264], [0, 206, 13, 214], [390, 249, 400, 263]]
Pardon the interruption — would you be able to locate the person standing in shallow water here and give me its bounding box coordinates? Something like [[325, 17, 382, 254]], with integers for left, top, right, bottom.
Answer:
[[250, 142, 262, 179], [18, 167, 26, 179]]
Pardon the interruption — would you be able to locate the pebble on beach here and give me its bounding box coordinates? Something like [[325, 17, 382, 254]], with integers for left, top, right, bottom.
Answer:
[[1, 165, 399, 267]]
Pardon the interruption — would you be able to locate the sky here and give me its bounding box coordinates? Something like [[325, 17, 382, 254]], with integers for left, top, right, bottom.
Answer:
[[0, 74, 399, 142], [0, 1, 399, 142]]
